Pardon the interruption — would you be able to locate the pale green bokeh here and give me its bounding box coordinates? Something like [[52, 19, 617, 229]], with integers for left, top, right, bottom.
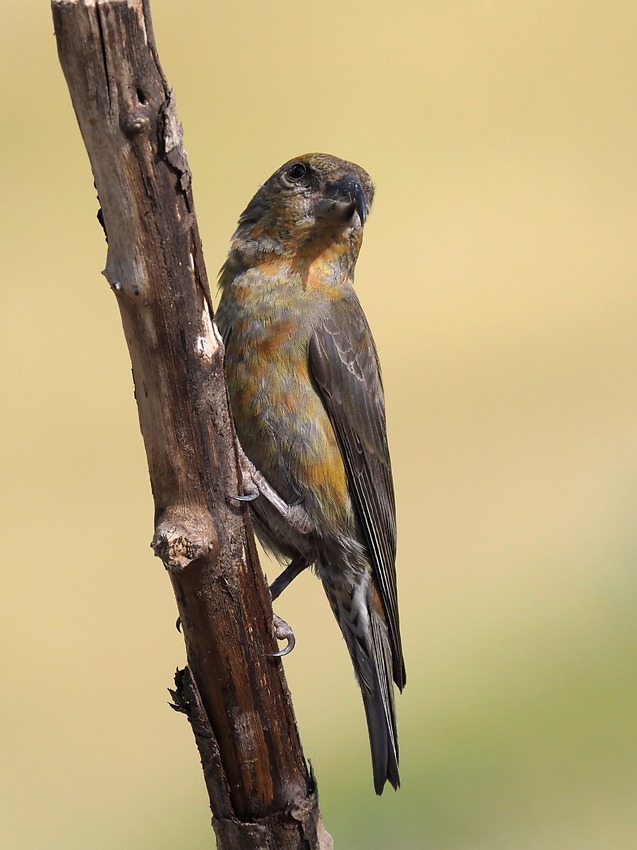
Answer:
[[1, 2, 636, 848]]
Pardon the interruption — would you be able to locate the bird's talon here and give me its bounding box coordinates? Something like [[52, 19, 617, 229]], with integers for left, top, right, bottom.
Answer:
[[269, 633, 295, 657], [229, 492, 259, 503], [268, 614, 296, 657]]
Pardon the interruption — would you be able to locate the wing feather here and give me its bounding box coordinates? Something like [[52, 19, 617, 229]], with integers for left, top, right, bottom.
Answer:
[[309, 298, 406, 689]]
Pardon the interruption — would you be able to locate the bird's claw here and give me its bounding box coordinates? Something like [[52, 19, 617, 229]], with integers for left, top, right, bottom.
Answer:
[[230, 491, 259, 503], [268, 614, 296, 657], [229, 447, 260, 503]]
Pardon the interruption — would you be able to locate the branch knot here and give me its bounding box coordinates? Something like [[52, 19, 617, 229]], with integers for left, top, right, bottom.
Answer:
[[152, 505, 219, 571], [121, 107, 151, 138]]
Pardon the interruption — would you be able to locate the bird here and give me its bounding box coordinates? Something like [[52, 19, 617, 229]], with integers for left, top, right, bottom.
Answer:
[[216, 153, 406, 794]]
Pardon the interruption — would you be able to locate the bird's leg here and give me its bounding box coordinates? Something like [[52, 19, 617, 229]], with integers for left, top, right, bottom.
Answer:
[[269, 555, 311, 601], [265, 557, 312, 657], [231, 443, 312, 657], [231, 439, 315, 535]]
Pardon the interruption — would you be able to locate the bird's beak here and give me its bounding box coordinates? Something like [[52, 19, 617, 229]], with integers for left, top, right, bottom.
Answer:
[[315, 175, 369, 226]]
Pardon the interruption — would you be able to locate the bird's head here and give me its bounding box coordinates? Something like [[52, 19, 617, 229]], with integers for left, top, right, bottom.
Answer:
[[231, 153, 374, 261]]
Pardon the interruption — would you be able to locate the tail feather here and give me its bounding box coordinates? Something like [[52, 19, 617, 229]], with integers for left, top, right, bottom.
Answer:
[[365, 607, 400, 794], [325, 574, 400, 794]]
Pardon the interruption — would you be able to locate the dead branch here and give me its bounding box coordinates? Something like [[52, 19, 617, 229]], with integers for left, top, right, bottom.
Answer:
[[51, 1, 332, 846]]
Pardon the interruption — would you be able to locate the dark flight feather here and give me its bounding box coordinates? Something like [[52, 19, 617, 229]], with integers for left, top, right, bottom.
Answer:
[[309, 296, 406, 690]]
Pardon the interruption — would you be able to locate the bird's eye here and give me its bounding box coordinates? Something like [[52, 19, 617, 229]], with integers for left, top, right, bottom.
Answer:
[[285, 162, 308, 183]]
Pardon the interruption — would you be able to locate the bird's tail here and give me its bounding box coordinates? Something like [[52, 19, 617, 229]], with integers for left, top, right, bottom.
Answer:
[[324, 575, 400, 794]]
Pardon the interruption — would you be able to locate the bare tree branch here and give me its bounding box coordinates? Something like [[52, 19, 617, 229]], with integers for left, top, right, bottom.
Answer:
[[51, 1, 332, 846]]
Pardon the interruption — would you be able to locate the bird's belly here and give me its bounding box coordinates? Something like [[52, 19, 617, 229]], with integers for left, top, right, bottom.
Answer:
[[227, 339, 352, 536]]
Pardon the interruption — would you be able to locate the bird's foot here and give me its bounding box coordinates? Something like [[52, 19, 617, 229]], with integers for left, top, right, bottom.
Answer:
[[231, 440, 315, 535], [230, 442, 260, 502], [269, 614, 296, 657]]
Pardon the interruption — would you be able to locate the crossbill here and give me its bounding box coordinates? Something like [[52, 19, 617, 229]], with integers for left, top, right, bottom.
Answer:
[[216, 153, 406, 794]]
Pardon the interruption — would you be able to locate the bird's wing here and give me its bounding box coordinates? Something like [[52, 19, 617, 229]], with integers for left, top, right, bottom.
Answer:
[[309, 296, 406, 689]]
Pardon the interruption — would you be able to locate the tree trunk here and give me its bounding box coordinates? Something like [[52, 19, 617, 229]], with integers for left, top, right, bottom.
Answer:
[[51, 1, 332, 847]]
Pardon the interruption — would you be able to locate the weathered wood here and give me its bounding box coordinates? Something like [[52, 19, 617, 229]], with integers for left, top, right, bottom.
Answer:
[[51, 1, 332, 846]]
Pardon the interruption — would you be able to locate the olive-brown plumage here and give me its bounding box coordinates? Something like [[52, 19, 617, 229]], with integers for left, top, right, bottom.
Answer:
[[216, 153, 405, 793]]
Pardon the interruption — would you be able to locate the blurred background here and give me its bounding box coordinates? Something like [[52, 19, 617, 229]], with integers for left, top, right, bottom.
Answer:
[[2, 1, 636, 847]]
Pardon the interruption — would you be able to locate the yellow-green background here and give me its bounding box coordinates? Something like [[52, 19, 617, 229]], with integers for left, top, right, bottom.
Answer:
[[2, 2, 636, 847]]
